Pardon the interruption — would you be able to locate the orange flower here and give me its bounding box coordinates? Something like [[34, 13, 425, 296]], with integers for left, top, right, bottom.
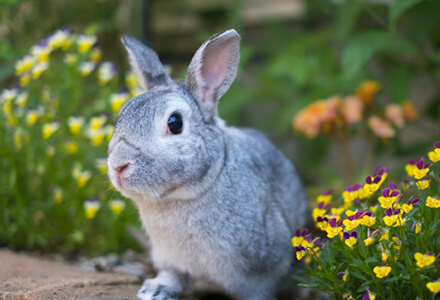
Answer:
[[356, 80, 380, 103], [385, 104, 404, 128], [341, 96, 363, 124]]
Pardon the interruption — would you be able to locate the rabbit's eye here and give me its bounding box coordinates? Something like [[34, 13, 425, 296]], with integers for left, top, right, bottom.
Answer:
[[167, 113, 183, 134]]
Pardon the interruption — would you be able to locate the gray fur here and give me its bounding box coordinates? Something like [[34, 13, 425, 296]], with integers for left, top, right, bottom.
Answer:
[[108, 29, 310, 300]]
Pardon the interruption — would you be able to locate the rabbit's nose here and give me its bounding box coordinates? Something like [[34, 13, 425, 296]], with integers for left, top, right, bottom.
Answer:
[[114, 163, 129, 175]]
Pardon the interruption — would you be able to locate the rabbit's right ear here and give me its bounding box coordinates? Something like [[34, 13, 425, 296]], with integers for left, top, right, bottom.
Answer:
[[185, 29, 240, 122], [121, 34, 173, 91]]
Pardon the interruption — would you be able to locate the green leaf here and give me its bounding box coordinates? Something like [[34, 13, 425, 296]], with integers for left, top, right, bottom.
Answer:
[[342, 31, 417, 76], [387, 66, 412, 103], [336, 0, 362, 39], [389, 0, 422, 26]]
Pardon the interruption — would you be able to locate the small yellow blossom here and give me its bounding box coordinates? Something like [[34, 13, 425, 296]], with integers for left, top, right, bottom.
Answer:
[[87, 128, 106, 146], [392, 237, 401, 250], [373, 266, 391, 278], [20, 73, 31, 86], [331, 207, 344, 216], [42, 122, 59, 139], [67, 116, 85, 136], [98, 62, 117, 85], [15, 92, 28, 107], [13, 130, 23, 150], [326, 226, 343, 239], [84, 200, 100, 219], [89, 47, 102, 63], [428, 148, 440, 163], [382, 251, 388, 263], [426, 196, 440, 208], [96, 158, 108, 174], [414, 252, 436, 268], [402, 204, 413, 213], [426, 281, 440, 294], [292, 236, 304, 247], [54, 187, 63, 204], [361, 215, 376, 227], [109, 199, 125, 215], [30, 44, 51, 62], [110, 92, 129, 112], [104, 124, 114, 141], [296, 248, 306, 260], [313, 207, 326, 221], [64, 53, 78, 65], [415, 223, 421, 234], [364, 237, 373, 246], [345, 237, 357, 248], [49, 29, 72, 50], [78, 62, 95, 76], [77, 35, 97, 53], [343, 219, 361, 231], [63, 141, 78, 154], [31, 62, 49, 79], [378, 195, 398, 209], [73, 167, 92, 188], [15, 56, 34, 76], [125, 71, 138, 88], [380, 232, 389, 241], [416, 179, 430, 190], [405, 164, 416, 177], [370, 206, 378, 213], [90, 115, 107, 130]]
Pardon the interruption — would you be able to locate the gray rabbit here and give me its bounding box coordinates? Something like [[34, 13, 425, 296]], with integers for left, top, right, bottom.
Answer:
[[107, 29, 310, 300]]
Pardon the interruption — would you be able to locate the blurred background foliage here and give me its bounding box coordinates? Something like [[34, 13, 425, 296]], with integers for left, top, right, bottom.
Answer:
[[1, 0, 439, 256]]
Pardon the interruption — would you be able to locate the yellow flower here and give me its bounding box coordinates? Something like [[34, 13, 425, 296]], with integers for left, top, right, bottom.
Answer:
[[77, 35, 97, 53], [110, 92, 129, 112], [15, 56, 34, 76], [42, 122, 59, 139], [96, 158, 108, 174], [416, 179, 430, 190], [373, 266, 391, 278], [90, 115, 107, 130], [414, 167, 430, 180], [84, 200, 100, 219], [405, 164, 416, 177], [54, 187, 63, 204], [63, 141, 78, 154], [98, 62, 117, 85], [401, 204, 413, 213], [78, 62, 95, 76], [426, 196, 440, 208], [414, 252, 436, 268], [380, 232, 389, 241], [392, 237, 401, 250], [364, 237, 373, 246], [89, 48, 102, 63], [87, 128, 106, 146], [415, 223, 421, 234], [15, 92, 28, 107], [13, 130, 23, 150], [382, 251, 388, 263], [49, 29, 72, 50], [31, 62, 49, 79], [296, 248, 306, 260], [426, 281, 440, 294], [345, 237, 357, 248], [30, 44, 51, 62], [428, 148, 440, 163], [331, 207, 344, 216], [343, 219, 360, 231], [370, 206, 378, 213], [326, 226, 343, 239], [20, 73, 31, 86], [292, 236, 304, 247], [383, 215, 399, 226], [361, 215, 376, 227], [67, 116, 85, 136], [125, 71, 138, 88], [313, 207, 326, 221], [64, 53, 78, 65], [73, 167, 91, 188], [109, 199, 125, 215], [378, 195, 398, 209]]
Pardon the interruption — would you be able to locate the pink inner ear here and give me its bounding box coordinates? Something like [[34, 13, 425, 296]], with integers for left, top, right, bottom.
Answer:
[[200, 41, 231, 103]]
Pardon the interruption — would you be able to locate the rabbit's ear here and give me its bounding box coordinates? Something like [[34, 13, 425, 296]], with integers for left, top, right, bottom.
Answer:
[[185, 29, 240, 121], [121, 34, 173, 91]]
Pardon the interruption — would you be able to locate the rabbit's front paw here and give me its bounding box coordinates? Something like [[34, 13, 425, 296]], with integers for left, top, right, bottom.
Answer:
[[137, 279, 179, 300]]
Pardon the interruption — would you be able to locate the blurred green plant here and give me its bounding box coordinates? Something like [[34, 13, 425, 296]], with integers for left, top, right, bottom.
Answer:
[[0, 29, 144, 255], [293, 142, 440, 299]]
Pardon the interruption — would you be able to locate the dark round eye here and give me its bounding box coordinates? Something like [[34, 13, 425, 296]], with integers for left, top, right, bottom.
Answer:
[[167, 113, 183, 134]]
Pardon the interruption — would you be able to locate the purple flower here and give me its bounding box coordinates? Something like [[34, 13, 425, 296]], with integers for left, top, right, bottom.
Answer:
[[416, 158, 433, 170], [435, 141, 440, 148]]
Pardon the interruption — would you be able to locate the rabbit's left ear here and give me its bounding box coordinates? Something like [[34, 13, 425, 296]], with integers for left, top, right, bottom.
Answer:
[[185, 29, 240, 122], [121, 34, 174, 91]]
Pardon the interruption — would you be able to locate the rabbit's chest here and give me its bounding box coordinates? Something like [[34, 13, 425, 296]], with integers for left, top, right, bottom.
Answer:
[[142, 208, 230, 279]]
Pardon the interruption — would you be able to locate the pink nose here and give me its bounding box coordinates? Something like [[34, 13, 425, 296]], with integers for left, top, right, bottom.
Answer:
[[114, 163, 129, 175]]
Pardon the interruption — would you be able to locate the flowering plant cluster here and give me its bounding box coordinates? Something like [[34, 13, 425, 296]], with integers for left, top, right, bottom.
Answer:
[[0, 29, 146, 254], [293, 81, 418, 139], [294, 142, 440, 299]]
